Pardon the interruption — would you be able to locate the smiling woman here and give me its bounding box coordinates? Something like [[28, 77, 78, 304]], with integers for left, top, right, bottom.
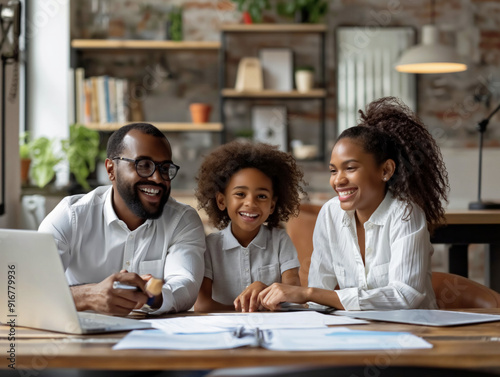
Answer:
[[258, 97, 449, 312]]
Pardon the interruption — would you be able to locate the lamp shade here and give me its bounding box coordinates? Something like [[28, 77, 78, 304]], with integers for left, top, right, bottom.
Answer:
[[395, 25, 467, 74]]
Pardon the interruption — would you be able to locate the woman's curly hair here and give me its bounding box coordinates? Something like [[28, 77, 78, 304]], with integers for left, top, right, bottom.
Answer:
[[338, 97, 449, 228], [196, 141, 308, 230]]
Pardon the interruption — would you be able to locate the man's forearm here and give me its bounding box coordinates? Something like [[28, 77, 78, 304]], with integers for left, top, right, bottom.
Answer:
[[70, 284, 95, 311]]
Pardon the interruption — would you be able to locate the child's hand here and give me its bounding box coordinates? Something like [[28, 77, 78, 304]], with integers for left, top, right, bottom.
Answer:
[[234, 281, 268, 312], [258, 283, 308, 311]]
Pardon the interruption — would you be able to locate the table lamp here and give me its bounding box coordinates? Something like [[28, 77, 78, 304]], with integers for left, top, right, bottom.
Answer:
[[468, 102, 500, 210]]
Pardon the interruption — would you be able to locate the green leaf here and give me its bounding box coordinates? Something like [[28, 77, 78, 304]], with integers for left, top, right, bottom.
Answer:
[[64, 124, 100, 191], [248, 4, 262, 23]]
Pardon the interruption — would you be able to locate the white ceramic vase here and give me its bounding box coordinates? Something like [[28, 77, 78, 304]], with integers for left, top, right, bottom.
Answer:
[[295, 70, 314, 92]]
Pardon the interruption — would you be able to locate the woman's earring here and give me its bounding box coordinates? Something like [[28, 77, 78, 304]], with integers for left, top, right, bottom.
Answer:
[[383, 177, 387, 181]]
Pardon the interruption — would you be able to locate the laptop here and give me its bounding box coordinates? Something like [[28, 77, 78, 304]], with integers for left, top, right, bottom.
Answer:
[[0, 229, 152, 334], [335, 309, 500, 327]]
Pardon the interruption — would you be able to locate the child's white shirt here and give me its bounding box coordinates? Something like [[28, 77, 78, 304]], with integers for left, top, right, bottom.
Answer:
[[204, 224, 300, 305]]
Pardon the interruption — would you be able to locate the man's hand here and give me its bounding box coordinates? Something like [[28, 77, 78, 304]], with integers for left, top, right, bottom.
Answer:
[[234, 281, 268, 312], [70, 271, 150, 316], [258, 283, 308, 311]]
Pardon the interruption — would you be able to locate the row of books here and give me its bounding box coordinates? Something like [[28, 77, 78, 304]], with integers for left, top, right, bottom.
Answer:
[[74, 68, 130, 125]]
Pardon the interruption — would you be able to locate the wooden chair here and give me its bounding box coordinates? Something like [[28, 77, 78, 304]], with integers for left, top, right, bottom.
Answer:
[[286, 203, 322, 287], [286, 204, 500, 309], [432, 271, 500, 309]]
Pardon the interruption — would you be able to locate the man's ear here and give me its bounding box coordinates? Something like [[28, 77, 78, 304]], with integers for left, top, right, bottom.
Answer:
[[216, 192, 226, 211], [105, 158, 116, 182]]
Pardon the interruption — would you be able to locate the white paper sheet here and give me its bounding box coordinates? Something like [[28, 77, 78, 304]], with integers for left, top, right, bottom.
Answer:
[[263, 328, 433, 351], [113, 327, 432, 351], [143, 312, 367, 334], [112, 329, 254, 350]]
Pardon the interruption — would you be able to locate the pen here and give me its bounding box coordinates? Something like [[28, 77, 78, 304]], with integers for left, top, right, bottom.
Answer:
[[112, 279, 164, 306], [112, 282, 138, 290]]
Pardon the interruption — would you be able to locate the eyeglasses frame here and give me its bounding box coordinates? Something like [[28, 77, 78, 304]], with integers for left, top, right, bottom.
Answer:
[[111, 157, 180, 181]]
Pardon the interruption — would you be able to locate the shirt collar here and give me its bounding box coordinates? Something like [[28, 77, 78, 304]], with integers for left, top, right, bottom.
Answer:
[[368, 191, 393, 226], [104, 187, 153, 229], [222, 223, 267, 250], [341, 191, 394, 228]]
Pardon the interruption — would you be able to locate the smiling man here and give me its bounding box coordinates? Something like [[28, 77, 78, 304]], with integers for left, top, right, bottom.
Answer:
[[39, 123, 206, 316]]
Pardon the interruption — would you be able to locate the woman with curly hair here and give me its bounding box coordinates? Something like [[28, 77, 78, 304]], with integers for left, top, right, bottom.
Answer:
[[194, 141, 308, 312], [260, 97, 449, 311]]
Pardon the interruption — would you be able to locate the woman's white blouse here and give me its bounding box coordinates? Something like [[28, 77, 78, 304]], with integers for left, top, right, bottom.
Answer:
[[308, 192, 438, 310]]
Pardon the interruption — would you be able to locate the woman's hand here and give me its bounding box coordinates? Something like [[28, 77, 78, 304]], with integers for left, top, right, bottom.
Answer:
[[258, 283, 309, 311]]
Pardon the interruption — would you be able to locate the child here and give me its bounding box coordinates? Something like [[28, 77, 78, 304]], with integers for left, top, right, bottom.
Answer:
[[194, 141, 307, 312], [259, 97, 449, 311]]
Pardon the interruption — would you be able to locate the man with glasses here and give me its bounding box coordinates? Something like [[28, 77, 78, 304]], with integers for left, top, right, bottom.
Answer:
[[39, 123, 206, 316]]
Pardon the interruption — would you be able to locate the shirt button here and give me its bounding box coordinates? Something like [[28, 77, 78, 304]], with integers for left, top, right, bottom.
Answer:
[[366, 247, 372, 253], [126, 261, 130, 266], [245, 268, 249, 272], [366, 223, 372, 230]]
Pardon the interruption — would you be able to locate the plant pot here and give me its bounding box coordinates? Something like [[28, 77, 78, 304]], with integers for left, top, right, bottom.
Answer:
[[189, 103, 212, 123], [242, 11, 253, 24], [21, 158, 31, 185], [295, 70, 314, 92]]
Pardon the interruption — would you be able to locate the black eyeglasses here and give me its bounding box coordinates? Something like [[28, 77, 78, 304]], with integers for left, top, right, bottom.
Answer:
[[112, 157, 180, 181]]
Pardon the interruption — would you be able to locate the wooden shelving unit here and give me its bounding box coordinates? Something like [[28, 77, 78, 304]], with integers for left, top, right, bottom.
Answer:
[[71, 39, 221, 50], [221, 89, 327, 98], [219, 24, 327, 33], [219, 24, 327, 159], [84, 122, 223, 132]]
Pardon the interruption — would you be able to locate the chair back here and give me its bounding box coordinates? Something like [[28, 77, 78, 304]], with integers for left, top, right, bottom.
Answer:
[[286, 203, 322, 286], [432, 271, 500, 309]]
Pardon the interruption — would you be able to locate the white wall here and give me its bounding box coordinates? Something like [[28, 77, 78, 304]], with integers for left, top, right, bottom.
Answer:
[[442, 148, 500, 209], [26, 1, 69, 138]]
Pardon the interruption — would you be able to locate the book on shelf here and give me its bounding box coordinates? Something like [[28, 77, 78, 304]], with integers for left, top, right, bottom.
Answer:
[[74, 68, 130, 126], [74, 67, 85, 124]]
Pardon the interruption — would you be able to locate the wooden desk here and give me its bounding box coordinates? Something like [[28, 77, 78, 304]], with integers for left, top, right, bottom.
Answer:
[[432, 211, 500, 291], [1, 310, 500, 374]]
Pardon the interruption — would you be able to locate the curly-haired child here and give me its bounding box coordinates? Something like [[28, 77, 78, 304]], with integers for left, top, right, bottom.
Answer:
[[260, 97, 449, 311], [194, 141, 308, 312]]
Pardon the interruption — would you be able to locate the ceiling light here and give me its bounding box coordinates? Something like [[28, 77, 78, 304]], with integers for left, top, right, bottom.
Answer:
[[395, 25, 467, 74]]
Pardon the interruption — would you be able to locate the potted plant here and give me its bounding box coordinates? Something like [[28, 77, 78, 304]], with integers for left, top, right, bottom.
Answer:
[[62, 124, 101, 191], [295, 65, 315, 92], [231, 0, 271, 23], [166, 6, 183, 41], [277, 0, 328, 23], [19, 132, 32, 185], [29, 136, 63, 189]]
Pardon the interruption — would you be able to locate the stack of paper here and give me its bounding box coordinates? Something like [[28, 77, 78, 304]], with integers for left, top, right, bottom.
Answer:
[[112, 312, 432, 351], [113, 327, 432, 351], [143, 311, 367, 334]]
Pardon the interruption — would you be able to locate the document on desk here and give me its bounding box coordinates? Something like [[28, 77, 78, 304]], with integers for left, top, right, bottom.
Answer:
[[113, 327, 432, 351], [143, 311, 368, 334], [335, 309, 500, 327]]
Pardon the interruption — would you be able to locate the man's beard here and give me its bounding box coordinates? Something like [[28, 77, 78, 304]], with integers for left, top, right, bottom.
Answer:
[[116, 177, 170, 220]]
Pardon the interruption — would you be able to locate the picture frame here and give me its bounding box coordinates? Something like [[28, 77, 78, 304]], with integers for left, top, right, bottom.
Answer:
[[252, 105, 288, 152], [259, 48, 293, 91]]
